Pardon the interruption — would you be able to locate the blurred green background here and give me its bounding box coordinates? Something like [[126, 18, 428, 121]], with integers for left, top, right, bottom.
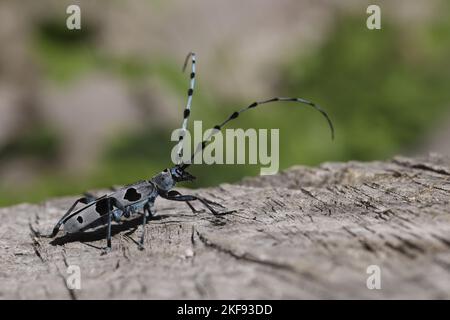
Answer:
[[0, 0, 449, 206]]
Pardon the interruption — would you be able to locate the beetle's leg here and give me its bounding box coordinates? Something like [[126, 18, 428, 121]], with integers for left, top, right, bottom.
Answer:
[[138, 203, 152, 250], [162, 192, 234, 216], [103, 197, 127, 253], [140, 210, 147, 249], [168, 190, 205, 213], [41, 195, 97, 238], [105, 207, 113, 252], [185, 201, 204, 213]]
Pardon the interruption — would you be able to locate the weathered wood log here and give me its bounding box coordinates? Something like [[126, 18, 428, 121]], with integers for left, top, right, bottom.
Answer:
[[1, 154, 450, 299]]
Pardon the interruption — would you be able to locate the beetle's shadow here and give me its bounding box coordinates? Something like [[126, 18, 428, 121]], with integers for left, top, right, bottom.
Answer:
[[48, 214, 170, 246], [44, 204, 232, 247]]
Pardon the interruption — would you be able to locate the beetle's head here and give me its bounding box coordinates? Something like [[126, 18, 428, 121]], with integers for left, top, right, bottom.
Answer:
[[169, 166, 196, 183]]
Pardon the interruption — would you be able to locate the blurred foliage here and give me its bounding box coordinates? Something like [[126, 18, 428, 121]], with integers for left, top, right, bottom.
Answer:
[[88, 9, 450, 190], [279, 15, 450, 161], [1, 10, 450, 206], [33, 16, 191, 86], [0, 126, 60, 161], [33, 17, 98, 83]]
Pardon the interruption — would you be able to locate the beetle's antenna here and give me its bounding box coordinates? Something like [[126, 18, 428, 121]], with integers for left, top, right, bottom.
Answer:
[[179, 97, 334, 170], [175, 52, 196, 164]]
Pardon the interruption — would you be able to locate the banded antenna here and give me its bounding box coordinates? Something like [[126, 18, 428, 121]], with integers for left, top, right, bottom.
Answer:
[[178, 97, 335, 170], [175, 52, 196, 164]]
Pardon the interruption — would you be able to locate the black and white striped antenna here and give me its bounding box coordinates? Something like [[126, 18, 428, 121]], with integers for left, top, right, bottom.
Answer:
[[175, 52, 196, 164], [179, 97, 335, 170]]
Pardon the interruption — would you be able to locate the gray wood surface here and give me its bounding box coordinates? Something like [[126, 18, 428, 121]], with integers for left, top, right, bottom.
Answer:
[[1, 154, 450, 299]]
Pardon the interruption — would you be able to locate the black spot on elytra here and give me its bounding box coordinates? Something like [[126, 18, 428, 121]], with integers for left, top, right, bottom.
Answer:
[[95, 198, 110, 216], [77, 216, 83, 224], [124, 188, 142, 202]]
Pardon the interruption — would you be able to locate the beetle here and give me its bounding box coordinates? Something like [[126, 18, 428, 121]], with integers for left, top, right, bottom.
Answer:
[[40, 52, 334, 251]]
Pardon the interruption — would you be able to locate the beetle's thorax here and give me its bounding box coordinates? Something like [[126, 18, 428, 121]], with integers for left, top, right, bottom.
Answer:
[[151, 170, 176, 192]]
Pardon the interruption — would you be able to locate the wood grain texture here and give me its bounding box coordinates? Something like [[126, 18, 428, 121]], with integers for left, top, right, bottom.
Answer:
[[1, 154, 450, 299]]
